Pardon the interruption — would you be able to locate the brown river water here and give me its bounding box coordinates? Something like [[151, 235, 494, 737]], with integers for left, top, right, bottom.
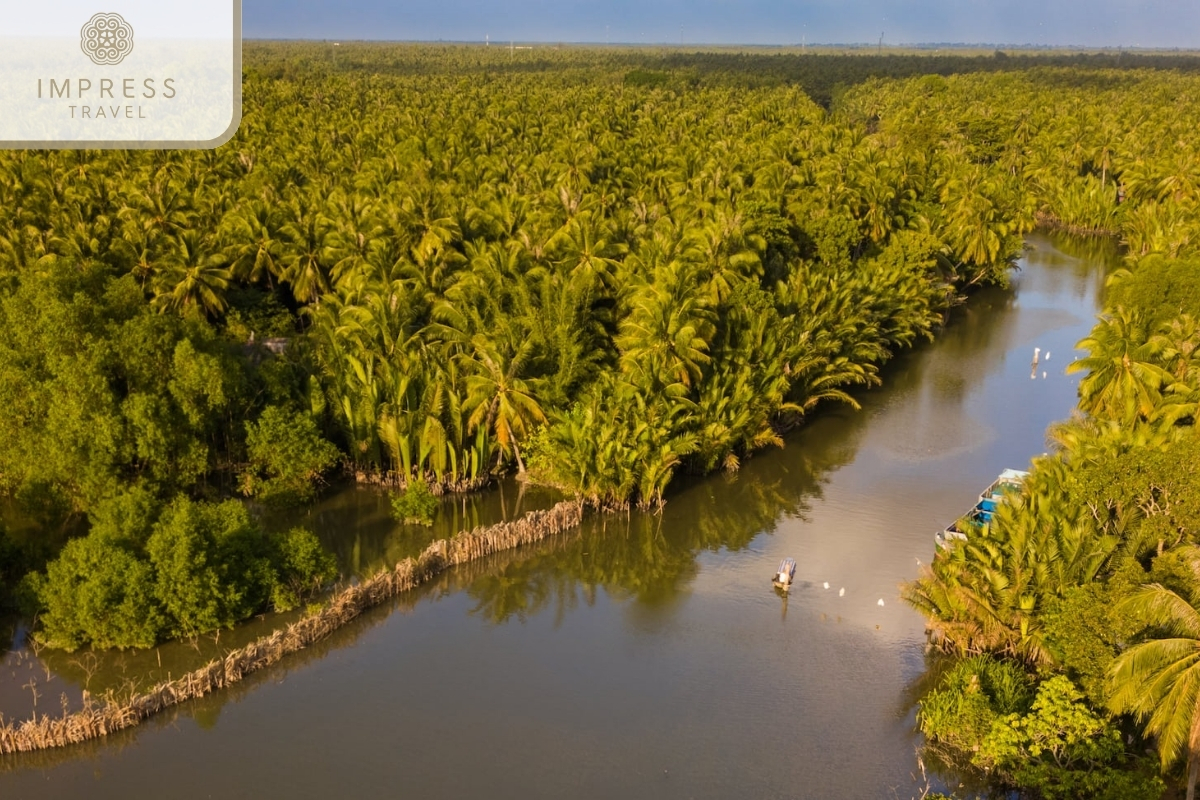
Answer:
[[0, 231, 1116, 799]]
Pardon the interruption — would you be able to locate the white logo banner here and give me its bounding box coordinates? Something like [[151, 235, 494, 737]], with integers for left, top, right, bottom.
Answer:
[[0, 0, 241, 148]]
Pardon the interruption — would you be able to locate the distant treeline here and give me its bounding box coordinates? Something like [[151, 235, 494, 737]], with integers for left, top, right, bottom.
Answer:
[[259, 41, 1200, 107]]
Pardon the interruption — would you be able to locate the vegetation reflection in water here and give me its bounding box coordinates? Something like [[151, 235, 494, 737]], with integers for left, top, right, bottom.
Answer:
[[0, 476, 557, 712], [0, 229, 1112, 799], [468, 468, 825, 625], [0, 374, 866, 728]]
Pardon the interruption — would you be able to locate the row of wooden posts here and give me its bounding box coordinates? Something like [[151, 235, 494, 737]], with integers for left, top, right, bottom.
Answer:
[[0, 499, 585, 755]]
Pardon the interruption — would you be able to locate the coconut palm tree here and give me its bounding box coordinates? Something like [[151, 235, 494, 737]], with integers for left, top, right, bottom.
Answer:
[[1068, 308, 1177, 423], [462, 337, 545, 475], [153, 231, 231, 316], [617, 261, 716, 391], [1109, 548, 1200, 800], [224, 198, 284, 287], [278, 199, 333, 304]]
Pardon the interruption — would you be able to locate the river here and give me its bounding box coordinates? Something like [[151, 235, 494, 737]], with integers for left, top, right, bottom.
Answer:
[[0, 231, 1116, 799]]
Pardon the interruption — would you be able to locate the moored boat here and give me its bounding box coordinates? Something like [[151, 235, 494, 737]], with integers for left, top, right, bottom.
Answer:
[[934, 469, 1029, 549]]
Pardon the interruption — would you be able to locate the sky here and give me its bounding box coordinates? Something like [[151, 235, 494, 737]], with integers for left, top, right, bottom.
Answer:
[[243, 1, 1200, 48]]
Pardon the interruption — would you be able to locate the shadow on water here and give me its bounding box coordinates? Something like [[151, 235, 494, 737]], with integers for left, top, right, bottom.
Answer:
[[0, 476, 564, 722], [0, 533, 584, 774], [258, 476, 565, 578]]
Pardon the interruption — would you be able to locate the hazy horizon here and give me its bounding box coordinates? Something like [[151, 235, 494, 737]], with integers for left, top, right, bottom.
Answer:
[[238, 38, 1199, 51], [243, 1, 1200, 50]]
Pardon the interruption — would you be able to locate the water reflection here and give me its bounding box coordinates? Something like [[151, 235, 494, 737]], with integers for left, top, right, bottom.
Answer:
[[0, 232, 1120, 800], [261, 477, 564, 578], [467, 409, 863, 627], [0, 476, 563, 722]]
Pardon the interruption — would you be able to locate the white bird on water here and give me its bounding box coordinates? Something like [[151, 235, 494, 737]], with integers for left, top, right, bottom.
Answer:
[[1044, 351, 1050, 361], [839, 587, 845, 597], [878, 599, 885, 606], [823, 582, 829, 589]]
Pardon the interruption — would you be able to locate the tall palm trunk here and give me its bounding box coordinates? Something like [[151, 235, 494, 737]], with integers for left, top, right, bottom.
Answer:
[[513, 440, 527, 477]]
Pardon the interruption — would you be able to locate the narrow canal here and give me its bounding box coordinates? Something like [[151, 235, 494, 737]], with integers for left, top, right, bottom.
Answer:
[[0, 231, 1116, 799]]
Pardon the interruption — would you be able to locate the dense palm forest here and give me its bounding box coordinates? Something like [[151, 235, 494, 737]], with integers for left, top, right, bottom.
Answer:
[[874, 71, 1200, 799], [3, 43, 1200, 794], [1, 44, 1052, 524]]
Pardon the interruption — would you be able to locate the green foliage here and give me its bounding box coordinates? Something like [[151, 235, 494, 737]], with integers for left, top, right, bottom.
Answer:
[[0, 263, 255, 512], [1060, 429, 1200, 556], [1108, 256, 1200, 323], [920, 658, 1161, 800], [1042, 573, 1143, 706], [242, 405, 340, 504], [88, 485, 161, 545], [3, 48, 1200, 517], [918, 655, 1034, 753], [977, 676, 1163, 800], [623, 69, 668, 87], [1067, 308, 1178, 424], [32, 534, 164, 650], [147, 498, 265, 637], [1107, 546, 1200, 795], [391, 480, 439, 526], [28, 494, 337, 649], [8, 46, 1113, 515], [222, 287, 296, 341], [270, 527, 338, 612]]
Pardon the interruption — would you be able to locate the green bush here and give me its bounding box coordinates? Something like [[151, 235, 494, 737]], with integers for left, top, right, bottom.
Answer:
[[147, 498, 266, 637], [31, 535, 164, 650], [1107, 255, 1200, 322], [920, 657, 1162, 800], [28, 492, 338, 650], [242, 405, 341, 504], [1042, 568, 1145, 706], [918, 655, 1034, 753], [391, 479, 439, 525], [977, 676, 1163, 800], [270, 527, 337, 611]]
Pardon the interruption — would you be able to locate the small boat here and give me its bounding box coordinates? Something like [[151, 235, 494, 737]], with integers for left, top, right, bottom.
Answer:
[[934, 469, 1029, 550], [773, 557, 797, 590]]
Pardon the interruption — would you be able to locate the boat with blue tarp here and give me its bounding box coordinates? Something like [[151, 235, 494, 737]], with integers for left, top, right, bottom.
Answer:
[[934, 469, 1029, 549]]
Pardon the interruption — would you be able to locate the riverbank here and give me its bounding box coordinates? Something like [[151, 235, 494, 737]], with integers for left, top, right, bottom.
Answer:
[[1034, 210, 1120, 238], [0, 232, 1115, 798], [0, 500, 582, 754]]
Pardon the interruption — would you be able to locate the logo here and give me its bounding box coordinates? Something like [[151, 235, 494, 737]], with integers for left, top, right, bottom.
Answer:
[[80, 13, 134, 66], [3, 0, 240, 148]]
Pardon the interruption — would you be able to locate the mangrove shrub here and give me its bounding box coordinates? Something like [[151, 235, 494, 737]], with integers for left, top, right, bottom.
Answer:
[[391, 479, 439, 526], [29, 494, 337, 650], [242, 405, 341, 504]]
